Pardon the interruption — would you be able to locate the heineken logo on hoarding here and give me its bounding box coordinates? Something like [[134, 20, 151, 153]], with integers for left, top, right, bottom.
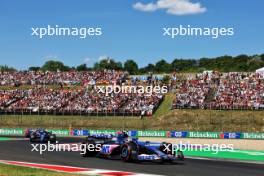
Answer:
[[188, 132, 220, 138], [137, 131, 166, 137], [242, 133, 264, 139], [0, 128, 23, 135], [48, 130, 69, 136], [89, 130, 117, 135]]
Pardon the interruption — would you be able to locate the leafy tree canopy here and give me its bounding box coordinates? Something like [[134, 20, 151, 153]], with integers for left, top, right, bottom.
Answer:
[[124, 60, 138, 75], [41, 60, 70, 72], [94, 58, 122, 71], [0, 65, 16, 72], [3, 53, 264, 74]]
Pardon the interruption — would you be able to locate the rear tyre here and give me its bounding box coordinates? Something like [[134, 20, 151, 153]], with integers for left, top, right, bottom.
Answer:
[[120, 142, 138, 162]]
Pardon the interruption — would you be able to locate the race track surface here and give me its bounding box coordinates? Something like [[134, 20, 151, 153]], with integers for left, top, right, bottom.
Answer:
[[0, 137, 263, 176]]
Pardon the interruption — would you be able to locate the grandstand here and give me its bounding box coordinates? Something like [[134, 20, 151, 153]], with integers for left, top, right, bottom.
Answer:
[[0, 70, 164, 116], [172, 71, 264, 110], [1, 70, 264, 118]]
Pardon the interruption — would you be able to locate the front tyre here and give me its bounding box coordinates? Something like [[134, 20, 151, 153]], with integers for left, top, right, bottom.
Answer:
[[49, 134, 56, 143], [29, 134, 35, 143]]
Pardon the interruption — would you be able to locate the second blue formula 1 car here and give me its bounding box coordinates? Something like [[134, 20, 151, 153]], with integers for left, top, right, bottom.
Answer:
[[28, 129, 56, 143], [81, 132, 184, 163]]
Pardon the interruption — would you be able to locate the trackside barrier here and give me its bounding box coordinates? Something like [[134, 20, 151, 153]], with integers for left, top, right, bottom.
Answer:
[[46, 129, 70, 137], [0, 128, 24, 136], [0, 128, 263, 139]]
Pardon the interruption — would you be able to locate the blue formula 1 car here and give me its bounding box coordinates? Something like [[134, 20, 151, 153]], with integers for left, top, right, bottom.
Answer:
[[28, 129, 56, 143], [81, 132, 184, 163]]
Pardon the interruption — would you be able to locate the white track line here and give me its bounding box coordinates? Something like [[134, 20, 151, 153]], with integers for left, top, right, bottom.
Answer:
[[0, 159, 163, 176]]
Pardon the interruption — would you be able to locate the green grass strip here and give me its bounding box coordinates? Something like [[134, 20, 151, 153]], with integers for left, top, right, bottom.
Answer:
[[184, 149, 264, 161], [153, 93, 174, 118], [0, 137, 13, 141], [0, 163, 80, 176]]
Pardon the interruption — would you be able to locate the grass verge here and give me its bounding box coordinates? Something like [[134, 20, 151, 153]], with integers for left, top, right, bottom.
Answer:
[[0, 163, 80, 176], [153, 93, 174, 118], [0, 94, 263, 132], [0, 109, 263, 132]]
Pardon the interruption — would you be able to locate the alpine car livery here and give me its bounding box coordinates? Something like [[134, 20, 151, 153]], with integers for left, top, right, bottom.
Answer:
[[81, 132, 184, 163], [28, 129, 56, 143]]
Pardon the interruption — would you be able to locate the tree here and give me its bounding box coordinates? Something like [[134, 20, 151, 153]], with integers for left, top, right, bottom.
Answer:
[[139, 64, 155, 74], [260, 54, 264, 62], [124, 60, 138, 75], [28, 66, 40, 71], [93, 58, 123, 70], [41, 60, 70, 71], [233, 55, 250, 72], [155, 59, 171, 73], [248, 60, 264, 71], [199, 56, 234, 72], [213, 56, 233, 72], [0, 65, 16, 72], [2, 53, 264, 73], [76, 64, 89, 71], [171, 59, 197, 72]]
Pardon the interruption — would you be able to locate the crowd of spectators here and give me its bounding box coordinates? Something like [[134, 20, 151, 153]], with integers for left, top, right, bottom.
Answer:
[[0, 70, 128, 86], [0, 90, 24, 110], [173, 72, 264, 110], [0, 70, 166, 116], [0, 88, 164, 116], [119, 93, 163, 116], [211, 72, 264, 109], [8, 88, 74, 112], [2, 70, 263, 115]]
